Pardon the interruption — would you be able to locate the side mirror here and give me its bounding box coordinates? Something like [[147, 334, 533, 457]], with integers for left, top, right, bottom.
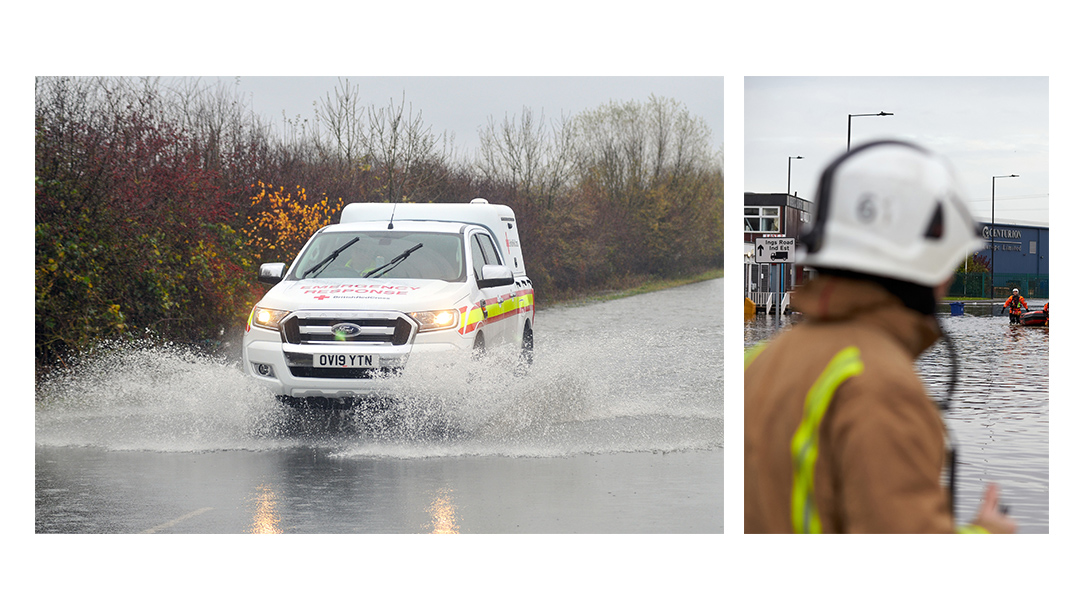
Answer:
[[477, 264, 514, 288], [258, 262, 286, 285]]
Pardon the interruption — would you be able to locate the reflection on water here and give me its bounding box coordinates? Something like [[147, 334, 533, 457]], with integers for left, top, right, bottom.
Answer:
[[923, 310, 1048, 533], [427, 488, 460, 534], [744, 305, 1049, 533], [249, 484, 283, 534]]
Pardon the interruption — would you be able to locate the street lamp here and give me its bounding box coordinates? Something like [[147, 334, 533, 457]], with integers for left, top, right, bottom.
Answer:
[[989, 174, 1019, 306], [847, 111, 893, 150], [787, 155, 803, 196]]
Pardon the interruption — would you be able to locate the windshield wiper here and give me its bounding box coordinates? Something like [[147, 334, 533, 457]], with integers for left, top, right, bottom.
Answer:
[[302, 237, 359, 278], [364, 243, 423, 278]]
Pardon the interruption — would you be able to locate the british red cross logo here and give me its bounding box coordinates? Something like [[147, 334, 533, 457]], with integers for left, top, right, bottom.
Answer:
[[313, 294, 330, 300]]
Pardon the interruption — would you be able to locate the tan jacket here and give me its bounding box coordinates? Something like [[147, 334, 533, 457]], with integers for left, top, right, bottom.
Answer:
[[745, 275, 956, 533]]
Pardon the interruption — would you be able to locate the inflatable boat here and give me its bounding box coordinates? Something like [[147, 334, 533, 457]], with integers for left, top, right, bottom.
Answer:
[[1020, 309, 1048, 327]]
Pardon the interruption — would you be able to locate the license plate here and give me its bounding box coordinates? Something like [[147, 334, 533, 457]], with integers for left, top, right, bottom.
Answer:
[[313, 354, 376, 368]]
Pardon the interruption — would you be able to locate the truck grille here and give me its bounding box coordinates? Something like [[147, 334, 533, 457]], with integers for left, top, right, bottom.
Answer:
[[281, 311, 415, 346]]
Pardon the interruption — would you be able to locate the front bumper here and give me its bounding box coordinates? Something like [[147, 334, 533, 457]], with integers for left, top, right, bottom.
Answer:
[[243, 327, 470, 398]]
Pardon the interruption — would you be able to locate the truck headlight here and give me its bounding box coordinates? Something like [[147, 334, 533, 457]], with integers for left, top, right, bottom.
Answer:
[[252, 306, 290, 331], [409, 309, 460, 332]]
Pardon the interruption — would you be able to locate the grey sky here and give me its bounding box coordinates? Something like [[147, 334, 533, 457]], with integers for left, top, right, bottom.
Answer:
[[744, 77, 1049, 226], [210, 76, 724, 159]]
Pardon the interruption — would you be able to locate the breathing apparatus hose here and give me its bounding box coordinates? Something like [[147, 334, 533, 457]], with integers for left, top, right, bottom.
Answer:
[[937, 322, 960, 412], [936, 320, 960, 517], [936, 321, 1011, 520]]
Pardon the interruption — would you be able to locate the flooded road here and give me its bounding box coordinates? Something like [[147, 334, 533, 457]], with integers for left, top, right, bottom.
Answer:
[[745, 300, 1049, 533], [36, 278, 724, 533]]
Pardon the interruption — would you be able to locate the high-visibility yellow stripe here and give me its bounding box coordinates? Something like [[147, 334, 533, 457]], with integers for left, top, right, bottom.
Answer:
[[458, 291, 535, 335], [462, 306, 485, 329], [744, 341, 768, 370], [956, 524, 990, 534], [790, 346, 864, 534]]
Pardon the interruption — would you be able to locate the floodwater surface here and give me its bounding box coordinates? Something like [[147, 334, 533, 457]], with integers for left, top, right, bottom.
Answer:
[[36, 279, 725, 533]]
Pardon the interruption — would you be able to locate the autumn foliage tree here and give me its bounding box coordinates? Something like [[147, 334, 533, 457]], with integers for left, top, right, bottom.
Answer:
[[35, 77, 259, 367], [241, 181, 344, 263]]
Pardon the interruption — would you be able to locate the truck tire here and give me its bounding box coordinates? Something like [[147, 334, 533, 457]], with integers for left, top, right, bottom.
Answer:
[[471, 332, 485, 360], [513, 321, 534, 376], [520, 321, 534, 367]]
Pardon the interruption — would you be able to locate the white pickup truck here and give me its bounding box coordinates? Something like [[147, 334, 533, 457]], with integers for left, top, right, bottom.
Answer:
[[242, 198, 535, 404]]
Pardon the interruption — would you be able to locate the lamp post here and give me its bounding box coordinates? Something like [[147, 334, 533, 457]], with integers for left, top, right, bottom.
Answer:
[[847, 111, 893, 150], [990, 174, 1020, 308], [787, 155, 803, 196]]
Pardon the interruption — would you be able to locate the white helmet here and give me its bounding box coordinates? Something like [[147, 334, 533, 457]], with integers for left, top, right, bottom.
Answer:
[[1013, 288, 1019, 294], [798, 140, 984, 287]]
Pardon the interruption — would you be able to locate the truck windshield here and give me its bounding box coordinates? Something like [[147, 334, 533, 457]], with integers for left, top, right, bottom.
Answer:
[[290, 231, 465, 282]]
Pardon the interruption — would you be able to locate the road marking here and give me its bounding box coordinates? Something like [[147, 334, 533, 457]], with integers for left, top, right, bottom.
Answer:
[[141, 507, 214, 534]]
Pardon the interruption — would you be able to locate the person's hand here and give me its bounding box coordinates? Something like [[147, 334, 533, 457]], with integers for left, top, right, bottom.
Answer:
[[971, 483, 1017, 534]]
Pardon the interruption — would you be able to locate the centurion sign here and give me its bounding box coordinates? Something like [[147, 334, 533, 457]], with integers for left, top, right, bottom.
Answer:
[[983, 225, 1024, 252], [977, 222, 1049, 283]]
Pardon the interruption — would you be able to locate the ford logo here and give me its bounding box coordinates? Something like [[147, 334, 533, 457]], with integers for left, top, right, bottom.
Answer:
[[331, 323, 364, 339]]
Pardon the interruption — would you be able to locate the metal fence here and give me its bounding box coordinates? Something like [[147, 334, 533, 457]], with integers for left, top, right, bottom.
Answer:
[[947, 272, 1049, 299]]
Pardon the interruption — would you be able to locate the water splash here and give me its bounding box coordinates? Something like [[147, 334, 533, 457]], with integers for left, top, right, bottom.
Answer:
[[35, 331, 723, 458]]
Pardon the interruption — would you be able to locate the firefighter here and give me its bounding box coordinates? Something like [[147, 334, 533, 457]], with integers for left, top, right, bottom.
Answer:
[[1001, 288, 1029, 324], [745, 140, 1016, 534]]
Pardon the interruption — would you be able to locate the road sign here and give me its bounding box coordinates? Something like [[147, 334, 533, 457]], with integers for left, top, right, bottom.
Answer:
[[754, 237, 796, 263]]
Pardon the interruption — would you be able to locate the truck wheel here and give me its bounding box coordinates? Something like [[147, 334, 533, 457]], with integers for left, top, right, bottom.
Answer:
[[512, 322, 534, 376], [520, 322, 534, 367], [471, 332, 485, 360]]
